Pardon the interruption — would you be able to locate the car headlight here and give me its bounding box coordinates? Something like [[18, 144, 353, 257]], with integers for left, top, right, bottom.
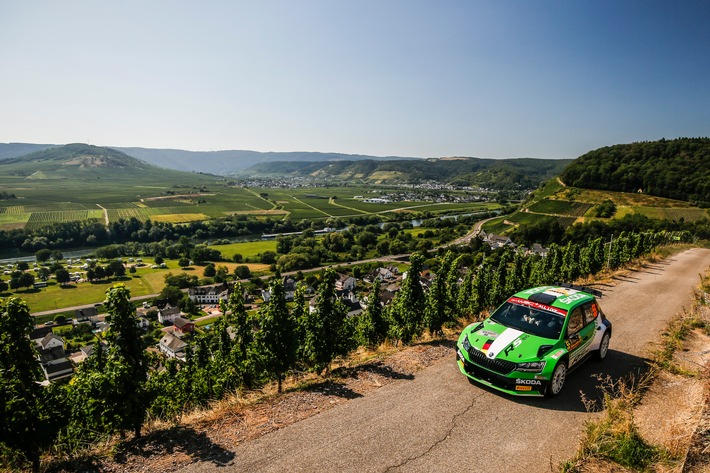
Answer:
[[461, 334, 471, 351], [517, 361, 546, 373]]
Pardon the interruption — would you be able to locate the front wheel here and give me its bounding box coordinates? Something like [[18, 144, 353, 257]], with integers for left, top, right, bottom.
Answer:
[[546, 362, 567, 397], [594, 331, 611, 361]]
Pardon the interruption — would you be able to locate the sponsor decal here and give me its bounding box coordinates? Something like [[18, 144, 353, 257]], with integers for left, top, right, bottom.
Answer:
[[516, 379, 542, 385], [515, 385, 533, 391], [478, 330, 499, 338], [550, 349, 565, 360], [565, 338, 582, 351], [558, 293, 587, 305], [508, 297, 567, 317]]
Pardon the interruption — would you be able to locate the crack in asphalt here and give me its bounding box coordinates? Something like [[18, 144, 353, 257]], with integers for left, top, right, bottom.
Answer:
[[381, 393, 482, 472]]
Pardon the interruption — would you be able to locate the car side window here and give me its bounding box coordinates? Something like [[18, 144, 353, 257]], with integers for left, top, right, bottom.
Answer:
[[583, 302, 599, 325], [567, 307, 584, 336]]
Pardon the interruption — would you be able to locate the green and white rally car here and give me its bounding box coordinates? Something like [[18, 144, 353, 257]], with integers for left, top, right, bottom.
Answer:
[[456, 284, 611, 397]]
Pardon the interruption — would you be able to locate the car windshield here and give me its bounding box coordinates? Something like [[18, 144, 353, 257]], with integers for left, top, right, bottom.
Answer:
[[489, 301, 564, 339]]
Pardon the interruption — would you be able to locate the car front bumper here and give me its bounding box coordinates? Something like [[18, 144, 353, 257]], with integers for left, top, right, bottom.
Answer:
[[456, 348, 547, 397]]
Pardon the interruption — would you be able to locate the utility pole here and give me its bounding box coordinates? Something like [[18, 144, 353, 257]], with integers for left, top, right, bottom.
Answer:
[[606, 233, 613, 269]]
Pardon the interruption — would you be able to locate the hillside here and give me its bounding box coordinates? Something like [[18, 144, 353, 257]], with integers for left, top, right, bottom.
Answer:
[[242, 157, 572, 189], [482, 178, 710, 238], [0, 143, 212, 182], [560, 137, 710, 206]]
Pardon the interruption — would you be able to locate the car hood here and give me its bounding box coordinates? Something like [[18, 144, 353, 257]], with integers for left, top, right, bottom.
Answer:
[[463, 319, 555, 362]]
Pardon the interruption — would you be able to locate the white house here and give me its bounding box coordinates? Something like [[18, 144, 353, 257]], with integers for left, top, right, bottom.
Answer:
[[159, 333, 187, 359], [336, 274, 356, 292], [158, 305, 182, 324], [188, 283, 231, 305]]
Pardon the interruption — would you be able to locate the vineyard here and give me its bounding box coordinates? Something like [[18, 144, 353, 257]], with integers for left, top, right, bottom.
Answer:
[[633, 206, 709, 222], [24, 210, 104, 230], [526, 199, 593, 217]]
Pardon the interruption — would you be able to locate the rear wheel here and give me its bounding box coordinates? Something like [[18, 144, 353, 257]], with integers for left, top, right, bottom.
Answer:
[[546, 362, 567, 397], [594, 331, 611, 361]]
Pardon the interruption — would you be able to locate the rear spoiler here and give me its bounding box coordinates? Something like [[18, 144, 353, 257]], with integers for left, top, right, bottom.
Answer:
[[554, 282, 603, 298]]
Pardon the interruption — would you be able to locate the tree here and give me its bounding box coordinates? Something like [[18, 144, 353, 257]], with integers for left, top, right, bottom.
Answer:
[[50, 250, 63, 261], [37, 267, 50, 281], [160, 285, 184, 306], [18, 272, 34, 290], [214, 265, 229, 283], [388, 254, 426, 345], [104, 284, 149, 437], [17, 261, 30, 272], [234, 265, 251, 280], [257, 278, 297, 392], [129, 265, 137, 276], [179, 257, 190, 268], [154, 255, 164, 265], [55, 267, 71, 285], [35, 249, 52, 263], [301, 269, 351, 374], [108, 260, 126, 278], [0, 279, 7, 293], [203, 263, 216, 278], [0, 298, 47, 471], [219, 283, 257, 388], [424, 273, 447, 336], [356, 278, 387, 347]]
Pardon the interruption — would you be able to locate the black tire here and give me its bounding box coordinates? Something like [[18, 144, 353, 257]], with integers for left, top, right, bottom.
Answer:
[[594, 331, 611, 361], [546, 361, 567, 397]]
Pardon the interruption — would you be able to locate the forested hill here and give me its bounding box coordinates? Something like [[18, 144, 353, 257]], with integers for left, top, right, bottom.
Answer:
[[242, 157, 572, 190], [560, 138, 710, 206]]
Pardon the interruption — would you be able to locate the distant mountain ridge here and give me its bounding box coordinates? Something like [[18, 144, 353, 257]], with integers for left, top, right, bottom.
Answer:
[[0, 143, 418, 175], [243, 157, 573, 189], [114, 147, 417, 175]]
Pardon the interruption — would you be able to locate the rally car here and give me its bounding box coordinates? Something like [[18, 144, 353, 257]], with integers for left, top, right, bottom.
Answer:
[[456, 284, 611, 397]]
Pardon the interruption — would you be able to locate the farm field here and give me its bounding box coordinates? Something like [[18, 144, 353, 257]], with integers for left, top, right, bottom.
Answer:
[[0, 175, 494, 231]]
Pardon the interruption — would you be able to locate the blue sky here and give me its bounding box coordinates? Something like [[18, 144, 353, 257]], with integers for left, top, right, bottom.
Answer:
[[1, 1, 708, 158]]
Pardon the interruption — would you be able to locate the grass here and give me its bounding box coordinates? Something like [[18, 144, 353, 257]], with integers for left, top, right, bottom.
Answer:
[[212, 240, 278, 261], [561, 269, 710, 472]]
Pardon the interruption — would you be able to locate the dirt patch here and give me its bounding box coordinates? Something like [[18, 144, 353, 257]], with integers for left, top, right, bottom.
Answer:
[[634, 328, 710, 472], [54, 341, 454, 472]]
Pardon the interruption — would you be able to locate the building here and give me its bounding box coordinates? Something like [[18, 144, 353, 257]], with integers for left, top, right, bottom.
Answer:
[[158, 305, 182, 324], [159, 333, 187, 359], [173, 316, 195, 334], [188, 283, 231, 305], [36, 333, 73, 382], [336, 274, 356, 292]]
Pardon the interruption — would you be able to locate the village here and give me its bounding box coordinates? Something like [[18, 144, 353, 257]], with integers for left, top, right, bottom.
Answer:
[[28, 230, 549, 385]]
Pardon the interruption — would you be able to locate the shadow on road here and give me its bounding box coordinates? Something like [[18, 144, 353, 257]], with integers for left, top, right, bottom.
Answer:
[[472, 349, 650, 413], [303, 379, 364, 400]]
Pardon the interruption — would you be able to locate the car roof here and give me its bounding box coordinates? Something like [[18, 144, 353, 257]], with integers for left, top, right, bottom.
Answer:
[[511, 285, 598, 313]]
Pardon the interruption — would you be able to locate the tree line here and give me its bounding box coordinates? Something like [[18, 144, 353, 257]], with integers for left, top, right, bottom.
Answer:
[[0, 228, 691, 470], [560, 137, 710, 207]]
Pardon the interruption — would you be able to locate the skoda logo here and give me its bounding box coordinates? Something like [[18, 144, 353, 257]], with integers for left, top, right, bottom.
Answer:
[[488, 351, 495, 358]]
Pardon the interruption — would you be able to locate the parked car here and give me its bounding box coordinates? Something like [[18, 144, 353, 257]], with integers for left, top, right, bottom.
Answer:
[[456, 284, 611, 397]]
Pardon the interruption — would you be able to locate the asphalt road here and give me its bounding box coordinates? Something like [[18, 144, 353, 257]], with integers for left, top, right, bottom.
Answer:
[[181, 248, 710, 473]]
